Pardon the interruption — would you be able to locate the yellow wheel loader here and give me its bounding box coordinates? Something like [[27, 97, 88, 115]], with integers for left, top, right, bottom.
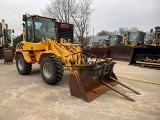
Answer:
[[85, 39, 109, 58], [15, 14, 140, 102], [85, 35, 123, 58], [130, 26, 160, 67], [105, 31, 146, 61]]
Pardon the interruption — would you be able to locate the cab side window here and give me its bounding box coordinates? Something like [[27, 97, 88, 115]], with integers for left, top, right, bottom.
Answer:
[[27, 19, 32, 42]]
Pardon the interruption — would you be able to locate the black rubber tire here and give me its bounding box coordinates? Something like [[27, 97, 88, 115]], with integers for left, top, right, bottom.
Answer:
[[16, 53, 32, 75], [40, 55, 64, 85]]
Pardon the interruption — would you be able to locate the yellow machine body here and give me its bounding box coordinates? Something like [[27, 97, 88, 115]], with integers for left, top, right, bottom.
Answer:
[[15, 38, 84, 67], [15, 14, 140, 102]]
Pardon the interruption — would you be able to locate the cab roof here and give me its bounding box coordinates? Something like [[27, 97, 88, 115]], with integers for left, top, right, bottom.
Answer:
[[26, 14, 57, 20]]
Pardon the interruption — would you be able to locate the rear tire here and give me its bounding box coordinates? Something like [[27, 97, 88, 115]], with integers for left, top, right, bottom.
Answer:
[[16, 53, 32, 75], [40, 55, 64, 85]]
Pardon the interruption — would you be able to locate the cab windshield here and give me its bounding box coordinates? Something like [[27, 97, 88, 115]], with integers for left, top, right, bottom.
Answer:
[[109, 36, 118, 44], [34, 17, 56, 40], [128, 33, 140, 42], [5, 30, 11, 42]]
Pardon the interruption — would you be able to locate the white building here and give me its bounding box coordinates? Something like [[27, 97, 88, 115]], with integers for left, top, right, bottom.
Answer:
[[89, 35, 109, 46]]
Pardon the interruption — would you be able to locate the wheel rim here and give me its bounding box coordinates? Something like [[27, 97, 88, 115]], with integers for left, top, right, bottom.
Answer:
[[18, 57, 24, 70], [43, 62, 53, 78]]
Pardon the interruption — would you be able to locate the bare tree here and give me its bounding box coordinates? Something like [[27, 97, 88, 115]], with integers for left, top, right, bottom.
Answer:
[[42, 0, 93, 45], [97, 30, 110, 36], [42, 0, 76, 23], [119, 27, 128, 36], [113, 30, 118, 35], [71, 0, 93, 45], [130, 27, 139, 32], [108, 30, 119, 36]]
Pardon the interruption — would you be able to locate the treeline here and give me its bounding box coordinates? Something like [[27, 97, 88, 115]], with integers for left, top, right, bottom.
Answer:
[[97, 27, 140, 36]]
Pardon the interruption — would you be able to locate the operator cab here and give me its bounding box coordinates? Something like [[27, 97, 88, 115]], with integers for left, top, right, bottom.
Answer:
[[128, 31, 146, 45], [23, 14, 56, 43], [99, 39, 109, 46], [155, 26, 160, 39], [108, 35, 123, 44]]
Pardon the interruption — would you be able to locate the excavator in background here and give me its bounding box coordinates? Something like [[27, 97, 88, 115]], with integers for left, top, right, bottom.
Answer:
[[105, 31, 146, 61], [0, 19, 14, 63], [14, 14, 140, 102], [130, 26, 160, 67]]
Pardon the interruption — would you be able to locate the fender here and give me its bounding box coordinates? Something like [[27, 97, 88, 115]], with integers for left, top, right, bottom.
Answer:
[[15, 51, 32, 63]]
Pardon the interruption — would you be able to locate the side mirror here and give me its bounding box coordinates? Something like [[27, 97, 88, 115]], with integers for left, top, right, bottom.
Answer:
[[23, 15, 27, 21], [150, 29, 153, 33], [22, 23, 25, 27], [35, 16, 39, 20], [12, 29, 14, 33], [5, 24, 8, 29]]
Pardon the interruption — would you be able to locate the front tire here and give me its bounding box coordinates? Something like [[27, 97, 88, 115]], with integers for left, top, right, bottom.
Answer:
[[40, 55, 64, 85], [16, 53, 32, 75]]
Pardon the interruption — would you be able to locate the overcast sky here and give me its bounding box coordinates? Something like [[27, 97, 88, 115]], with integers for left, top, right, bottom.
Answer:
[[0, 0, 159, 36]]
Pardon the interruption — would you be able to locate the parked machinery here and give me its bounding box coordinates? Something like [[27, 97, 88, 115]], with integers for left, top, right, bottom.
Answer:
[[91, 39, 109, 48], [105, 31, 146, 61], [85, 35, 123, 58], [0, 19, 7, 56], [0, 19, 14, 63], [151, 26, 160, 46], [15, 14, 140, 102], [83, 39, 108, 58], [86, 39, 109, 58], [130, 26, 160, 67]]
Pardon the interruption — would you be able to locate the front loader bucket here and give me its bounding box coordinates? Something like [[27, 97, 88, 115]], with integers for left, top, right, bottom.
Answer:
[[105, 46, 134, 61], [129, 46, 160, 65], [3, 48, 14, 64], [69, 61, 117, 102], [69, 60, 141, 102], [90, 48, 108, 58]]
